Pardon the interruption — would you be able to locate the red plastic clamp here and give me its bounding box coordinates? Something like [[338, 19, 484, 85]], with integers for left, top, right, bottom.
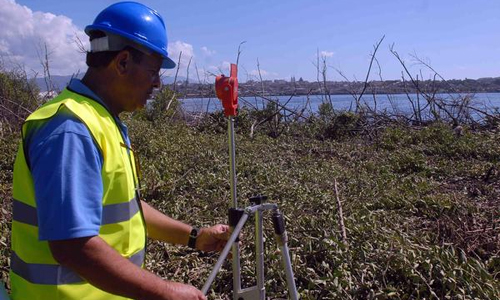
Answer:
[[215, 63, 238, 116]]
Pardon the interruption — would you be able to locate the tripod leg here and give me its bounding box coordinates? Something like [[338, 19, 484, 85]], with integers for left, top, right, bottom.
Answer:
[[229, 208, 244, 299], [255, 208, 265, 299], [272, 211, 299, 300], [202, 212, 249, 295]]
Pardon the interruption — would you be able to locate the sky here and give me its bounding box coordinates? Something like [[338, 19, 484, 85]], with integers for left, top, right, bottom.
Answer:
[[1, 0, 499, 82]]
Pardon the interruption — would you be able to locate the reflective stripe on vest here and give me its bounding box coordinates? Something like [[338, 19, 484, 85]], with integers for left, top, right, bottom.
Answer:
[[12, 197, 140, 226], [11, 248, 145, 285]]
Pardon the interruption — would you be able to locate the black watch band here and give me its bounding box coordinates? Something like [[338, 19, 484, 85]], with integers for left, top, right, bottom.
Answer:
[[188, 227, 199, 249]]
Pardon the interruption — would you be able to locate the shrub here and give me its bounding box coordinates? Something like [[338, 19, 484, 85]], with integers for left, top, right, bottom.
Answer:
[[0, 67, 40, 136]]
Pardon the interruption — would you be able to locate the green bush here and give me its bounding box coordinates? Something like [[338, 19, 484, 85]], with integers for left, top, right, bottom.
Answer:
[[0, 132, 18, 285], [0, 67, 40, 135]]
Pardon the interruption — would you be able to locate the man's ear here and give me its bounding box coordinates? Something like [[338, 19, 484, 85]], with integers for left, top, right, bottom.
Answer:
[[114, 50, 132, 75]]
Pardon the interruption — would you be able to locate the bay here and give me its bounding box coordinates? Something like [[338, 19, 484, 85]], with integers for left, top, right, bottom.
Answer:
[[180, 93, 500, 119]]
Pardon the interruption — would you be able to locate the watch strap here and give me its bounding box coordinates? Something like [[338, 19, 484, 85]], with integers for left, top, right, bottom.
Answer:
[[188, 227, 199, 249]]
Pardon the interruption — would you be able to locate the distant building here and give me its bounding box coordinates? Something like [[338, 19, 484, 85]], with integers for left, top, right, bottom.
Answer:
[[38, 90, 58, 100]]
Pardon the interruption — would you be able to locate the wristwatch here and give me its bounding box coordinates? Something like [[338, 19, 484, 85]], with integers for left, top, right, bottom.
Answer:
[[188, 227, 199, 249]]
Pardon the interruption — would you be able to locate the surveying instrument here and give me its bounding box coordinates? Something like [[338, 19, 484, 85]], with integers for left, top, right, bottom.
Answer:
[[201, 64, 299, 299]]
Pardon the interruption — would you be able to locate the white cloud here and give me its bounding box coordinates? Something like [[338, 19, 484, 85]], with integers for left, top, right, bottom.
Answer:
[[221, 61, 231, 71], [320, 51, 334, 58], [200, 46, 215, 56], [249, 69, 279, 79], [167, 41, 194, 64], [206, 61, 230, 73], [250, 69, 269, 76], [163, 40, 196, 77], [0, 0, 89, 75]]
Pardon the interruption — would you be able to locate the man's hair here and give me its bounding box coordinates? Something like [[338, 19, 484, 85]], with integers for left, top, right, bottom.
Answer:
[[86, 31, 144, 68]]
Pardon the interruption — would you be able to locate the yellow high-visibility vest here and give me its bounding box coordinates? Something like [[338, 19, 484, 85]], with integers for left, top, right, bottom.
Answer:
[[10, 89, 147, 300]]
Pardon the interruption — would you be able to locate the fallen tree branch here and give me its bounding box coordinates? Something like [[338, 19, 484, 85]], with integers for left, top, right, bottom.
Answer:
[[334, 178, 348, 247]]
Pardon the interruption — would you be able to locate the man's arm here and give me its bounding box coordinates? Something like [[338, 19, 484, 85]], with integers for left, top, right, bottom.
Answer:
[[140, 200, 192, 245], [49, 236, 206, 300], [141, 200, 230, 252]]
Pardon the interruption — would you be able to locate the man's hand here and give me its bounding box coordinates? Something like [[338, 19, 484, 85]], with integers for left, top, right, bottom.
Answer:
[[145, 281, 206, 300], [196, 224, 231, 252]]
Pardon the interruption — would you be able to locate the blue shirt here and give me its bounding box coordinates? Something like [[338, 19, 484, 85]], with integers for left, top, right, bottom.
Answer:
[[26, 79, 132, 241]]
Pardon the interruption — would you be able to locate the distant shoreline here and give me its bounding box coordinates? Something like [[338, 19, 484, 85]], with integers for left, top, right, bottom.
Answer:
[[170, 78, 500, 98], [178, 91, 500, 99], [33, 75, 500, 95]]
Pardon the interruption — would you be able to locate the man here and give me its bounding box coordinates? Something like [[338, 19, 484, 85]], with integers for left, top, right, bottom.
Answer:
[[10, 2, 227, 299]]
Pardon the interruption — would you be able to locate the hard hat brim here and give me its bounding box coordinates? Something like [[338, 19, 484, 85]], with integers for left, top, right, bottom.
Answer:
[[162, 56, 176, 69]]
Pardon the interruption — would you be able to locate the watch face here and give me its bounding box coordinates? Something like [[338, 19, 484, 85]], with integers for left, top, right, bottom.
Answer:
[[190, 227, 199, 237], [188, 227, 199, 249]]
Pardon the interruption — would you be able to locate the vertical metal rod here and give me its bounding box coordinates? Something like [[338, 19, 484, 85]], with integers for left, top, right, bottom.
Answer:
[[256, 209, 265, 299], [228, 116, 242, 299], [232, 243, 242, 299], [202, 213, 249, 295], [228, 117, 237, 208]]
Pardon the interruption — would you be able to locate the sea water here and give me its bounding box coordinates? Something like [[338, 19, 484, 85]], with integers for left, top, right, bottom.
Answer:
[[179, 93, 500, 119]]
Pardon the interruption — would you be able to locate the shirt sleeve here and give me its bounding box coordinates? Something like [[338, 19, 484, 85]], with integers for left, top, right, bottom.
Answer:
[[27, 108, 104, 241]]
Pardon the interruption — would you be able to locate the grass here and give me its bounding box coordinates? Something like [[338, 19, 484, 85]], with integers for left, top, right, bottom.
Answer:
[[128, 117, 499, 299], [1, 112, 499, 299]]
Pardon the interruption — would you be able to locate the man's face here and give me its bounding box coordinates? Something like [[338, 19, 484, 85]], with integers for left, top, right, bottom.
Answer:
[[121, 52, 162, 112]]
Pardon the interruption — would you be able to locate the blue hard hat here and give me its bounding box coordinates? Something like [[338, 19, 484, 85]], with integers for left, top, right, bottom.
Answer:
[[85, 1, 176, 69]]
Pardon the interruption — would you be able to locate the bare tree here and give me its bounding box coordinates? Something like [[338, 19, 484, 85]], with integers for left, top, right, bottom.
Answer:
[[313, 49, 332, 109], [184, 56, 192, 86], [389, 44, 479, 126], [235, 41, 246, 67], [332, 35, 385, 113], [36, 42, 57, 95]]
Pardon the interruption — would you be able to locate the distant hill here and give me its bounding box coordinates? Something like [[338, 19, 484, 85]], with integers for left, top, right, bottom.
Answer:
[[33, 74, 186, 92]]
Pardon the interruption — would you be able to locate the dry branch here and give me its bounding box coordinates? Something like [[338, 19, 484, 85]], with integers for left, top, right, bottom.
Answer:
[[334, 179, 348, 247]]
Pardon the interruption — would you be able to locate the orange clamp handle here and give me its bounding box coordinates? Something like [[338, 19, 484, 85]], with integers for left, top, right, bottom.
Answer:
[[215, 63, 238, 116]]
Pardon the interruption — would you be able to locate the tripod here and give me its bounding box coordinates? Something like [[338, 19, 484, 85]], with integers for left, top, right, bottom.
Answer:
[[201, 193, 299, 300], [202, 65, 299, 299]]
